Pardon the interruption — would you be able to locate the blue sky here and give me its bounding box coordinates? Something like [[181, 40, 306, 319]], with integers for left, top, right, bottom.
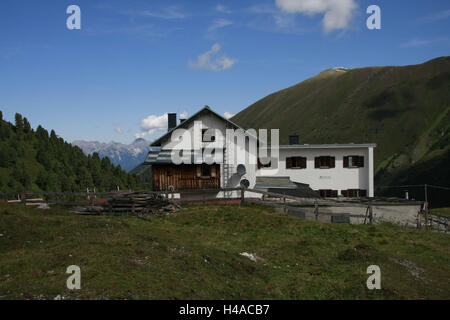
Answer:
[[0, 0, 449, 144]]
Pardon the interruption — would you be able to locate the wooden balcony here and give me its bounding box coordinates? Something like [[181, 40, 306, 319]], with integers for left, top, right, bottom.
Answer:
[[177, 178, 220, 190], [152, 164, 221, 191]]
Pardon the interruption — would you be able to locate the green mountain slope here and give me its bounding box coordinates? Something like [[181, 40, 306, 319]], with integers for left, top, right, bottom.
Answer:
[[232, 57, 450, 202], [0, 112, 139, 192], [129, 163, 152, 188]]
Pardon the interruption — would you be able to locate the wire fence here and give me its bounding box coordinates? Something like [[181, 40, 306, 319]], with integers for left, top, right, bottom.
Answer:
[[376, 184, 450, 209]]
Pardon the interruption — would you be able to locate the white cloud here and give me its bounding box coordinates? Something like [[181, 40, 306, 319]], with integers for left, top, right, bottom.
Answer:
[[216, 4, 232, 14], [246, 4, 276, 15], [274, 12, 296, 28], [180, 111, 188, 119], [135, 113, 168, 138], [422, 9, 450, 23], [140, 113, 168, 130], [208, 18, 233, 31], [244, 4, 309, 35], [224, 112, 235, 119], [135, 130, 156, 139], [114, 125, 123, 134], [139, 6, 187, 20], [275, 0, 358, 32], [400, 37, 449, 48], [188, 43, 237, 72]]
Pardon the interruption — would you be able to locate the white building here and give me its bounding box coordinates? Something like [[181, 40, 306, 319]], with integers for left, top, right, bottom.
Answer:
[[145, 106, 376, 198]]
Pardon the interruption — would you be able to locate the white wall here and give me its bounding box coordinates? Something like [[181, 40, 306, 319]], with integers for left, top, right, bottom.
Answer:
[[255, 147, 373, 195], [368, 147, 374, 197], [161, 113, 228, 151]]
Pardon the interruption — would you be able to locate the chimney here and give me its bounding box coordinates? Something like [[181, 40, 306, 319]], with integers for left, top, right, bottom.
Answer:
[[167, 113, 177, 131], [289, 135, 299, 145]]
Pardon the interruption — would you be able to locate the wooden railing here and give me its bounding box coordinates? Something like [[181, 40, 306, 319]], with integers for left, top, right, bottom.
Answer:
[[177, 178, 220, 190], [418, 211, 449, 232], [154, 178, 220, 191]]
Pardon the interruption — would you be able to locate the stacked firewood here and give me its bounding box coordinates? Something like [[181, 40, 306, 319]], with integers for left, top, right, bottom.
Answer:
[[72, 192, 180, 215], [106, 192, 180, 215]]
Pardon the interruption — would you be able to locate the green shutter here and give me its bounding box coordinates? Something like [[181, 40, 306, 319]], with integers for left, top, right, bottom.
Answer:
[[330, 157, 335, 168], [286, 157, 292, 169], [301, 157, 307, 169], [358, 156, 365, 168]]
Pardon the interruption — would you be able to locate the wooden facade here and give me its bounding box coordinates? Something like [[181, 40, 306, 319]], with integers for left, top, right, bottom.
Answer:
[[152, 164, 221, 191]]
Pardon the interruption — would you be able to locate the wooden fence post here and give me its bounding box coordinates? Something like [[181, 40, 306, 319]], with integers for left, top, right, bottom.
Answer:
[[21, 191, 27, 205], [314, 201, 319, 221], [240, 187, 245, 205], [417, 211, 422, 229], [446, 217, 448, 233]]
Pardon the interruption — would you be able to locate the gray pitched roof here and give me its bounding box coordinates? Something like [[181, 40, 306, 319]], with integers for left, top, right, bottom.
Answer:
[[254, 176, 320, 198], [150, 106, 242, 147], [254, 176, 298, 189], [144, 149, 222, 165]]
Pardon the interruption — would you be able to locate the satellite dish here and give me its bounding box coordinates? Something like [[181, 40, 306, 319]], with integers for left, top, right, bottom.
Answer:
[[236, 164, 246, 176], [240, 179, 250, 189]]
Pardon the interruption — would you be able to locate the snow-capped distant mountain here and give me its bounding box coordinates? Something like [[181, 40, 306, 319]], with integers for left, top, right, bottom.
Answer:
[[72, 138, 150, 172]]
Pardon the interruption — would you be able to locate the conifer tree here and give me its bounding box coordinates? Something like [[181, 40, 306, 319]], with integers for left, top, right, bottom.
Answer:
[[23, 117, 31, 133], [14, 113, 23, 131]]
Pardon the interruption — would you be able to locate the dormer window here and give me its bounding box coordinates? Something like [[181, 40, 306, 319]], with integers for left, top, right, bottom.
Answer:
[[289, 135, 299, 145]]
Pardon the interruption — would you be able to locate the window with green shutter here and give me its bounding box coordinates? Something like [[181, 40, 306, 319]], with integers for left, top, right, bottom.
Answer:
[[286, 157, 307, 169], [317, 189, 338, 198], [315, 156, 335, 169], [343, 156, 364, 168], [341, 189, 367, 198]]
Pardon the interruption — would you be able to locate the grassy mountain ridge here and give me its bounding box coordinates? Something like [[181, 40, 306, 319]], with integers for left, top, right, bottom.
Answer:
[[129, 163, 152, 188], [231, 57, 450, 202]]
